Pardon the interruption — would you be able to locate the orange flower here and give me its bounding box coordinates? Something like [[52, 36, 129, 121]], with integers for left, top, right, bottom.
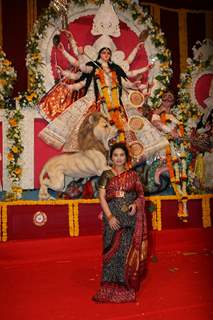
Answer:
[[15, 167, 22, 175], [3, 59, 11, 66], [0, 79, 6, 86], [27, 92, 37, 102], [160, 112, 166, 124], [9, 119, 17, 127], [11, 186, 22, 193], [7, 153, 14, 161]]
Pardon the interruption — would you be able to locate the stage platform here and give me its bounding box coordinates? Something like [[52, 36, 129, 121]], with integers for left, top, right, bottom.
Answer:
[[0, 194, 212, 242]]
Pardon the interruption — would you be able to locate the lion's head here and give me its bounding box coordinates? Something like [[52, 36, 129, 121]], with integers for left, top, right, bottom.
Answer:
[[78, 112, 117, 154]]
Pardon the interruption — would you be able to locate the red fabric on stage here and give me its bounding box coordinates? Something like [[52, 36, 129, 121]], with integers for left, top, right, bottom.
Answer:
[[160, 199, 203, 229], [34, 119, 61, 188], [7, 204, 69, 240], [0, 228, 212, 320]]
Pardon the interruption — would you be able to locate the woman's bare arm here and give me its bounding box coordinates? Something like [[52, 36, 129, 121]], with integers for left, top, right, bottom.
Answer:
[[99, 188, 120, 230]]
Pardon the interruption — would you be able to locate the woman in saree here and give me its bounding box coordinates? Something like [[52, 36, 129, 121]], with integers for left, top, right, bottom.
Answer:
[[93, 143, 148, 303]]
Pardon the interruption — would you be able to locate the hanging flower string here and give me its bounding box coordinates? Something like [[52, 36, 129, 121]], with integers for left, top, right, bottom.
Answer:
[[5, 106, 24, 200], [160, 112, 189, 221], [202, 197, 211, 228], [0, 47, 17, 108]]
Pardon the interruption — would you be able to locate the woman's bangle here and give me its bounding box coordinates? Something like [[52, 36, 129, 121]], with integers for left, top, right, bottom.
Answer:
[[107, 214, 113, 221]]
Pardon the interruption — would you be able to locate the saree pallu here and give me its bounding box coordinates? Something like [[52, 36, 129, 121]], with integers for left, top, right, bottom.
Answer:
[[93, 170, 148, 303]]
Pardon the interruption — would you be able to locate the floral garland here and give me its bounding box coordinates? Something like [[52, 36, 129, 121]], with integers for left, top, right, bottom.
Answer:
[[96, 68, 126, 138], [0, 47, 17, 108], [160, 112, 189, 220], [174, 56, 212, 129], [17, 7, 58, 108], [0, 48, 24, 199], [202, 197, 212, 228], [173, 40, 213, 194], [5, 105, 24, 200]]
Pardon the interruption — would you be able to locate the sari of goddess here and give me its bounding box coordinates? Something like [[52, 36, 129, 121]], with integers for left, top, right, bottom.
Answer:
[[93, 169, 148, 303]]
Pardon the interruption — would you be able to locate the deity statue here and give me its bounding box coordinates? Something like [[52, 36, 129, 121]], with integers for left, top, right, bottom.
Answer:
[[37, 0, 167, 158]]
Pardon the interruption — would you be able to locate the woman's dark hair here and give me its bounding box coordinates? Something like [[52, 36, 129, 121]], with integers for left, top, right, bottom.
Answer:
[[97, 47, 112, 60], [110, 142, 129, 160]]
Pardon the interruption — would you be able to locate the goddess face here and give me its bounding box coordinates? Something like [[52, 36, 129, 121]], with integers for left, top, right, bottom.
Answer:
[[99, 48, 111, 62]]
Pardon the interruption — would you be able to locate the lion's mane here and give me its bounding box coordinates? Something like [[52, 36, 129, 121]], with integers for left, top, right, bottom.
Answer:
[[78, 112, 108, 155]]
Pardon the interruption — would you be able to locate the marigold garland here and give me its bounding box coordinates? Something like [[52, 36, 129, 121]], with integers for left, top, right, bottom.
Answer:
[[151, 210, 157, 230], [0, 47, 17, 108], [160, 111, 189, 220], [202, 197, 212, 228], [68, 202, 74, 236], [150, 200, 158, 230], [156, 198, 162, 231], [96, 68, 125, 135], [5, 107, 24, 200], [73, 202, 79, 236], [1, 205, 7, 242]]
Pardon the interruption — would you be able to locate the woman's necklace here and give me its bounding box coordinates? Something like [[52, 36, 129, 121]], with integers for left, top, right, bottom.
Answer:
[[112, 167, 126, 197], [113, 167, 130, 213]]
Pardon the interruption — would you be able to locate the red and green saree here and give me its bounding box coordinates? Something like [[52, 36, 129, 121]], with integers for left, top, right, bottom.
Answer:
[[93, 169, 148, 303]]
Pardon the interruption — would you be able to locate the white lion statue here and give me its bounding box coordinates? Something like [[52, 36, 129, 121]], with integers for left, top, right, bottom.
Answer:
[[38, 112, 117, 200]]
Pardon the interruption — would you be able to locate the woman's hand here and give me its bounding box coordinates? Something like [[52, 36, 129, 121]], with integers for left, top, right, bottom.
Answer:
[[128, 203, 137, 216], [108, 216, 120, 230]]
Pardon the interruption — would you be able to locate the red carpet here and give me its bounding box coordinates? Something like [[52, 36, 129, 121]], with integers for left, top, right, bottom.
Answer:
[[0, 228, 213, 320]]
